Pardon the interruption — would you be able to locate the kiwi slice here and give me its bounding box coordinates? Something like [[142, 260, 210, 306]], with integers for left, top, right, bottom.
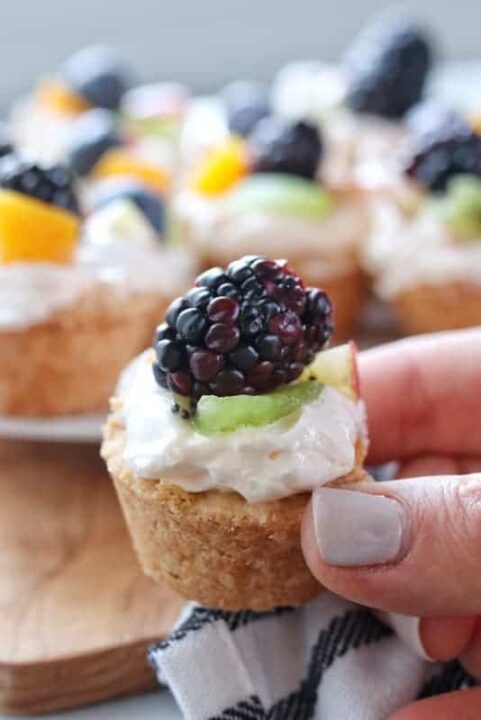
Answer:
[[194, 380, 323, 434], [433, 175, 481, 241], [223, 174, 333, 219]]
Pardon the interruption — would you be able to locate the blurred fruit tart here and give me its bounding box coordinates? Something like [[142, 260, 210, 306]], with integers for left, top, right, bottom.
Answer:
[[0, 156, 196, 416], [9, 45, 131, 164], [101, 256, 369, 611], [175, 117, 369, 338], [364, 111, 481, 333], [65, 108, 171, 202], [271, 11, 433, 189]]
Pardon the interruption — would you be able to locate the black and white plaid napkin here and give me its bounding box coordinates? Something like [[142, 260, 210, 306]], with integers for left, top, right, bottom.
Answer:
[[149, 593, 475, 720]]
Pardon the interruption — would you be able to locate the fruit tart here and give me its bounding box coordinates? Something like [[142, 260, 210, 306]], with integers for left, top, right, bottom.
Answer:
[[271, 12, 433, 190], [10, 45, 131, 164], [0, 155, 195, 416], [364, 111, 481, 334], [175, 118, 369, 339], [102, 256, 369, 611]]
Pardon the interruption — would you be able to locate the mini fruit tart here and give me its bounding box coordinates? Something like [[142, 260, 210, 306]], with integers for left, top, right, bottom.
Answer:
[[102, 256, 369, 611], [0, 156, 196, 417], [364, 111, 481, 333], [10, 45, 131, 164], [271, 12, 433, 190], [175, 118, 369, 339], [64, 109, 171, 202]]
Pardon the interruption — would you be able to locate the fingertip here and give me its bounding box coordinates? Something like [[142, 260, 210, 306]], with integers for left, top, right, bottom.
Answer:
[[420, 616, 477, 661]]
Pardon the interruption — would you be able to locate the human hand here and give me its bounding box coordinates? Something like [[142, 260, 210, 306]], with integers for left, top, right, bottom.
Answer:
[[301, 329, 481, 678]]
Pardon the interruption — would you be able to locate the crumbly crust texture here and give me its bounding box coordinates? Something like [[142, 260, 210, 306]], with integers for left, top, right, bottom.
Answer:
[[102, 405, 369, 611], [393, 282, 481, 334], [0, 287, 170, 416]]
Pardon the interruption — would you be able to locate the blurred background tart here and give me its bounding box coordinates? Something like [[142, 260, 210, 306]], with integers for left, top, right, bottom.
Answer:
[[0, 154, 196, 416]]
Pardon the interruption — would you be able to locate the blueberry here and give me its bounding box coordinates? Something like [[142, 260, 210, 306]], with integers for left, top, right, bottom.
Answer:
[[92, 178, 165, 233], [61, 45, 130, 110], [66, 109, 122, 176]]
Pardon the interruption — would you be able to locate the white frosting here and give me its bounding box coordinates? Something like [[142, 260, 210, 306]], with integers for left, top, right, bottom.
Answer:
[[9, 96, 73, 164], [176, 190, 367, 271], [0, 202, 196, 331], [365, 200, 481, 297], [117, 352, 365, 503]]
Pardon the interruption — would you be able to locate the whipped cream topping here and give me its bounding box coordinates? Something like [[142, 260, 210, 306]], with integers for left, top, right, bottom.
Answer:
[[176, 190, 367, 272], [0, 202, 196, 331], [365, 200, 481, 297], [9, 96, 73, 164], [117, 352, 366, 503]]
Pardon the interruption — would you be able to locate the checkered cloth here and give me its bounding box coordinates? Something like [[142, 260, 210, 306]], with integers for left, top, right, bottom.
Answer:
[[149, 593, 475, 719]]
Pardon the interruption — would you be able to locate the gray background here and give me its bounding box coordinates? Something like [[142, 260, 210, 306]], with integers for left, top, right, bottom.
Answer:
[[0, 0, 479, 109]]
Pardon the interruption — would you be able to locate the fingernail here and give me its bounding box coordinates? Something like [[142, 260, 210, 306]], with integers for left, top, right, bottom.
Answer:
[[312, 487, 406, 567], [378, 612, 433, 661]]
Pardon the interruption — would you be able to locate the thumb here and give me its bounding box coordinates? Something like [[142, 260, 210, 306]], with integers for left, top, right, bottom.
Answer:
[[301, 474, 481, 616]]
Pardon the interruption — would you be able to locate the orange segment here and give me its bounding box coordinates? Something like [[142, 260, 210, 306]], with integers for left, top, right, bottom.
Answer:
[[35, 77, 91, 116], [470, 112, 481, 136], [92, 148, 171, 194], [0, 190, 79, 264], [189, 137, 250, 195]]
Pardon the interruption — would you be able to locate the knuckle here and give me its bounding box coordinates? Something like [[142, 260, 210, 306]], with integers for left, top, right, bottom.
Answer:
[[442, 477, 481, 550]]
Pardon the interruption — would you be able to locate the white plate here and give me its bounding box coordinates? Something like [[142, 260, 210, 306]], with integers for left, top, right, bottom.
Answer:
[[0, 413, 105, 443]]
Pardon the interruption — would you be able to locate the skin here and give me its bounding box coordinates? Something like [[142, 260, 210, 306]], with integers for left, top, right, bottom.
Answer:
[[300, 328, 481, 718]]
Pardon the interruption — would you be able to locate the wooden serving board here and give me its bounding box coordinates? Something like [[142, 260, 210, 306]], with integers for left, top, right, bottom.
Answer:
[[0, 439, 184, 716]]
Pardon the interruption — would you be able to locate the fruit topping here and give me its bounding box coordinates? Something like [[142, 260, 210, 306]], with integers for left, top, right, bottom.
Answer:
[[85, 200, 158, 249], [35, 77, 91, 115], [92, 178, 165, 234], [432, 175, 481, 241], [194, 380, 323, 434], [66, 109, 122, 176], [223, 174, 333, 218], [301, 341, 360, 400], [92, 147, 170, 194], [0, 155, 80, 215], [405, 112, 481, 192], [61, 45, 130, 111], [345, 14, 432, 118], [189, 137, 249, 195], [248, 118, 322, 179], [221, 80, 271, 137], [153, 256, 334, 401]]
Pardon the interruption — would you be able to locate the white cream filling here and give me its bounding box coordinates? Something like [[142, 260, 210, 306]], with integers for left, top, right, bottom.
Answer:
[[365, 200, 481, 297], [175, 190, 367, 271], [118, 352, 366, 503], [0, 203, 196, 331]]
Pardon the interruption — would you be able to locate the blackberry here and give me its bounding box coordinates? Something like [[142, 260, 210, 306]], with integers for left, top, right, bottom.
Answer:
[[153, 256, 334, 401], [405, 112, 481, 192], [0, 156, 80, 215], [248, 118, 322, 179], [345, 15, 432, 119]]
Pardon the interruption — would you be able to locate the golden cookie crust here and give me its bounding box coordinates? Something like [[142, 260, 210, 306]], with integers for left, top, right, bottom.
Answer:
[[0, 288, 170, 416], [393, 282, 481, 335], [102, 405, 369, 611]]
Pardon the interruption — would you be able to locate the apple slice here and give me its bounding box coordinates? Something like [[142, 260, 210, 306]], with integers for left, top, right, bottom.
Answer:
[[301, 341, 360, 401]]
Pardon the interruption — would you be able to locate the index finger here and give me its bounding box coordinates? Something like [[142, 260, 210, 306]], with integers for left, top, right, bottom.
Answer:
[[359, 328, 481, 464]]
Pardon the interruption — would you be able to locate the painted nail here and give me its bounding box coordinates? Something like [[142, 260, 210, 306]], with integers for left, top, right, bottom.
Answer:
[[311, 487, 406, 567]]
